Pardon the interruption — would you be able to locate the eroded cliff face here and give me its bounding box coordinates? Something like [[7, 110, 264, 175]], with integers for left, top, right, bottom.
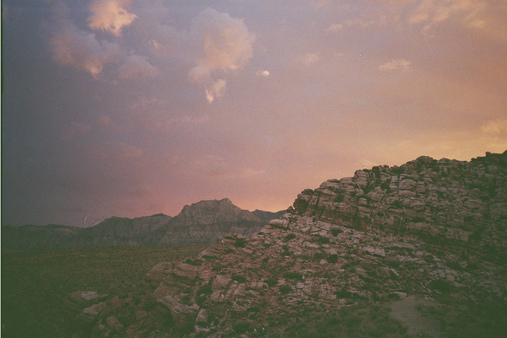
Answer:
[[291, 151, 507, 244]]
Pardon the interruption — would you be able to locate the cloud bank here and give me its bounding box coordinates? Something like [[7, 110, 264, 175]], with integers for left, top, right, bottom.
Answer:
[[50, 2, 123, 78], [48, 2, 254, 102]]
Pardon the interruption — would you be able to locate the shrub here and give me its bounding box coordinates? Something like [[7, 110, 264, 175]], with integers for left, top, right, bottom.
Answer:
[[313, 252, 326, 261], [249, 306, 260, 313], [335, 288, 352, 298], [181, 294, 192, 305], [279, 285, 292, 295], [388, 293, 400, 300], [231, 274, 247, 283], [234, 238, 246, 248], [196, 295, 206, 306], [266, 277, 278, 287], [429, 279, 453, 293], [329, 254, 339, 264], [331, 229, 342, 237], [196, 283, 212, 296], [233, 322, 251, 333], [284, 233, 296, 242], [319, 236, 330, 244], [334, 194, 345, 203], [185, 259, 203, 266], [283, 272, 303, 280]]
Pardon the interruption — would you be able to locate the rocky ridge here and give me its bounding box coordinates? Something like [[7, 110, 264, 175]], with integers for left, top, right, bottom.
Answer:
[[2, 198, 284, 250], [69, 151, 507, 337]]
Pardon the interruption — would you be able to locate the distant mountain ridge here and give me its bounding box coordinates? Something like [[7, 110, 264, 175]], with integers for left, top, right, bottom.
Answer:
[[1, 199, 285, 250]]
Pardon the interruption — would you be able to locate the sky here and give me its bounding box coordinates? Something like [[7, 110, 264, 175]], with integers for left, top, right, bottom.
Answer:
[[2, 0, 506, 227]]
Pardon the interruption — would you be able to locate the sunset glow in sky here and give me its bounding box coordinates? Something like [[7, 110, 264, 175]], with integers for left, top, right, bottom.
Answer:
[[2, 0, 507, 227]]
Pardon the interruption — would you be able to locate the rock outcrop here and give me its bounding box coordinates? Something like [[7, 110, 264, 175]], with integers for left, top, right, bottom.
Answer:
[[291, 151, 507, 245], [73, 151, 507, 337]]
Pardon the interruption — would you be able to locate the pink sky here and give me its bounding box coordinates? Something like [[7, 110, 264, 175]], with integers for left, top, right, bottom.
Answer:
[[2, 0, 506, 226]]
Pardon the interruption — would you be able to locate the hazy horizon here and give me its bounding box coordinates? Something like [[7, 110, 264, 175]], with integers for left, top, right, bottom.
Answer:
[[2, 0, 506, 227]]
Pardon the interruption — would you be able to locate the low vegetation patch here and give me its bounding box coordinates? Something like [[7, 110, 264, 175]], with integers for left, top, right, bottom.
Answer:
[[231, 274, 248, 283], [283, 233, 296, 242], [266, 277, 278, 287], [428, 279, 453, 293], [330, 228, 342, 236], [234, 238, 246, 248], [185, 258, 203, 266], [1, 245, 206, 338], [283, 272, 303, 280], [279, 285, 292, 295], [196, 283, 213, 296]]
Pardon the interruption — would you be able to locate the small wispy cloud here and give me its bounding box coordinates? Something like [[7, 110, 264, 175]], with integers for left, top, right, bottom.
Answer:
[[297, 52, 320, 66], [481, 119, 507, 135], [378, 58, 412, 72], [326, 23, 343, 33], [406, 0, 488, 33]]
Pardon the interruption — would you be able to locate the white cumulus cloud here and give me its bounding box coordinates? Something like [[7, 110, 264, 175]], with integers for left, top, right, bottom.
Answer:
[[188, 8, 255, 103], [87, 0, 138, 37]]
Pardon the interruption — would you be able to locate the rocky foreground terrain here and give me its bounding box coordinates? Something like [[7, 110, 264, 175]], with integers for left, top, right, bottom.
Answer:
[[2, 199, 284, 249], [66, 151, 506, 336]]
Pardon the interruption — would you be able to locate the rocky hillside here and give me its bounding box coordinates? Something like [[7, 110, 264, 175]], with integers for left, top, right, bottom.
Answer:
[[2, 199, 284, 250], [68, 151, 507, 337]]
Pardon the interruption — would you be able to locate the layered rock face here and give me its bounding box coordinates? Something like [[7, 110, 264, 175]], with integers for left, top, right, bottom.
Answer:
[[74, 151, 507, 337], [291, 151, 507, 244]]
